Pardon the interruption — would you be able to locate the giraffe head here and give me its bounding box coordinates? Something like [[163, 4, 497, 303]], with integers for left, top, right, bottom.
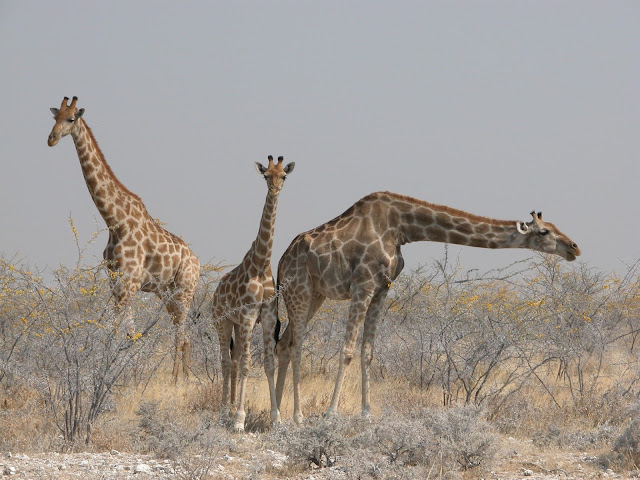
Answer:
[[254, 155, 295, 196], [516, 211, 581, 261], [48, 96, 85, 147]]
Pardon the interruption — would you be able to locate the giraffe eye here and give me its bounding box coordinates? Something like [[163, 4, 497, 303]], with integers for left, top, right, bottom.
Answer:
[[540, 229, 549, 236], [67, 118, 75, 123]]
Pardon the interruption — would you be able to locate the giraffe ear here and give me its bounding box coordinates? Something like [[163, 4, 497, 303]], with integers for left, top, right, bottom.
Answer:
[[76, 108, 85, 118], [284, 162, 295, 174], [516, 221, 529, 234], [50, 108, 59, 118], [255, 162, 268, 175]]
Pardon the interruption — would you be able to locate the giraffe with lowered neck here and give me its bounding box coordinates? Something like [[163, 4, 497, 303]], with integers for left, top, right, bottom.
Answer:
[[47, 96, 201, 382], [212, 155, 294, 432], [270, 191, 580, 424]]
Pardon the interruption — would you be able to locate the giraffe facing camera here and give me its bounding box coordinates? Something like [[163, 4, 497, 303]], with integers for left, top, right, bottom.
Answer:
[[212, 155, 294, 432]]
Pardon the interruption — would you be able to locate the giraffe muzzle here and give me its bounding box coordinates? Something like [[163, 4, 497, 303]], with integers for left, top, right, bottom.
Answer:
[[566, 244, 580, 261], [48, 133, 59, 147]]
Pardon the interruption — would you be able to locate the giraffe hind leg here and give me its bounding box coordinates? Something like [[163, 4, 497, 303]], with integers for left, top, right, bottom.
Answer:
[[261, 301, 281, 424], [275, 326, 291, 409], [281, 292, 325, 425], [215, 318, 234, 421], [168, 266, 199, 382], [229, 323, 242, 408], [233, 312, 260, 432]]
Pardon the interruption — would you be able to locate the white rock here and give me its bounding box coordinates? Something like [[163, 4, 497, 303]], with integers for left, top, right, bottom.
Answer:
[[265, 449, 288, 468], [134, 463, 152, 474], [523, 469, 533, 476]]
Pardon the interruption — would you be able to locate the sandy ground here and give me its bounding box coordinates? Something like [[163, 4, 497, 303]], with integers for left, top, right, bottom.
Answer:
[[1, 437, 637, 480]]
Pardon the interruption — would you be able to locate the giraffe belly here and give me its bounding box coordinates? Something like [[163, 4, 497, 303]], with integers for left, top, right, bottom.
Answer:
[[308, 253, 398, 300], [314, 280, 351, 300], [310, 269, 352, 300], [139, 269, 175, 294]]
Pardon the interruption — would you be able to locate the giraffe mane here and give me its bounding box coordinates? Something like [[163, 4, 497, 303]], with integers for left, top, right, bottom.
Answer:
[[377, 191, 517, 226], [81, 119, 145, 206]]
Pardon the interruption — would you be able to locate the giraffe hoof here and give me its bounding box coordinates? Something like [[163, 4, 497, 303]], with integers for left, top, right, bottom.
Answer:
[[271, 411, 282, 425], [232, 411, 246, 433], [323, 409, 338, 420], [233, 423, 245, 433]]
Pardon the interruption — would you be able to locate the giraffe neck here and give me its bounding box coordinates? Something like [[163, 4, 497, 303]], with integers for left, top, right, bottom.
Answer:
[[244, 192, 279, 275], [70, 119, 146, 229], [393, 195, 527, 250]]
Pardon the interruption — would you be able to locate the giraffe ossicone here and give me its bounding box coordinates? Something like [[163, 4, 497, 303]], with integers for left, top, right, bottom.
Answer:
[[272, 191, 580, 424], [212, 155, 294, 432], [48, 96, 201, 383]]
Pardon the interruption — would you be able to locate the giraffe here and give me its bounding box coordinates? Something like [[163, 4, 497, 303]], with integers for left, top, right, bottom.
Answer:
[[47, 96, 201, 382], [270, 191, 580, 424], [212, 155, 294, 432]]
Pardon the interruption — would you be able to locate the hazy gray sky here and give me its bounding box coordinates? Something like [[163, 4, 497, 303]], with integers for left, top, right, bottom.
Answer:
[[1, 1, 638, 279]]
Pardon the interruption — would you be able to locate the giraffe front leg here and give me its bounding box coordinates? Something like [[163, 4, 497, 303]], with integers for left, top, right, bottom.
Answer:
[[360, 288, 388, 418], [215, 319, 233, 422], [261, 304, 281, 424], [291, 334, 305, 426], [326, 289, 374, 418], [112, 275, 140, 338], [233, 314, 259, 432]]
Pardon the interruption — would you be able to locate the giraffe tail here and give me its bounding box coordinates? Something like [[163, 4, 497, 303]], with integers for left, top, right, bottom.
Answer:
[[274, 316, 281, 346], [272, 276, 282, 347]]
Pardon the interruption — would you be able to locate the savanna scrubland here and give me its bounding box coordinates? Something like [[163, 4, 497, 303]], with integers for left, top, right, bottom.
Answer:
[[1, 229, 639, 479]]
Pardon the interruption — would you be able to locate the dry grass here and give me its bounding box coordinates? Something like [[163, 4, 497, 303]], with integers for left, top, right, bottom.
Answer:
[[0, 383, 58, 451], [1, 351, 638, 479], [1, 253, 639, 477], [1, 338, 636, 442]]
